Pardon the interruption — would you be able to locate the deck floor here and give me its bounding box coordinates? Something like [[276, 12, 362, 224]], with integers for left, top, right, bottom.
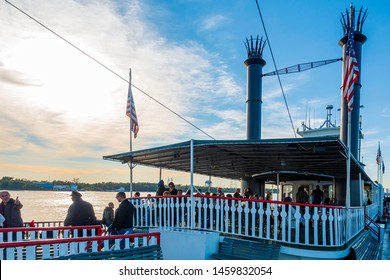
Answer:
[[379, 221, 390, 260]]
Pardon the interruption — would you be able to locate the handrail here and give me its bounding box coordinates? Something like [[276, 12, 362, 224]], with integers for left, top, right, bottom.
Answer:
[[0, 232, 161, 260], [23, 221, 64, 227], [0, 225, 103, 242], [129, 195, 376, 248], [0, 232, 160, 248], [364, 206, 381, 240], [0, 225, 102, 233]]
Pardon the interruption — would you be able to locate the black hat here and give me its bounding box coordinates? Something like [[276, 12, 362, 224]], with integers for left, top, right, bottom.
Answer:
[[71, 190, 82, 197]]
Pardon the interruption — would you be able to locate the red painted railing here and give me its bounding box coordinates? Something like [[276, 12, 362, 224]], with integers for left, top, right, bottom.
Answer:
[[0, 225, 103, 242], [0, 232, 160, 260], [23, 221, 64, 228]]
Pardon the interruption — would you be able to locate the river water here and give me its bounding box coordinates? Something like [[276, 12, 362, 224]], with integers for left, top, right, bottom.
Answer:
[[7, 190, 152, 223]]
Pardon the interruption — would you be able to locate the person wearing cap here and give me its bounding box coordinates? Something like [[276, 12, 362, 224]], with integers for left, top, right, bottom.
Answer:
[[112, 192, 135, 234], [64, 191, 97, 229]]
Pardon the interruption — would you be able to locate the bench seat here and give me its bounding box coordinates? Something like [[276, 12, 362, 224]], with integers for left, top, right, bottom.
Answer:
[[211, 237, 280, 260], [47, 245, 163, 260]]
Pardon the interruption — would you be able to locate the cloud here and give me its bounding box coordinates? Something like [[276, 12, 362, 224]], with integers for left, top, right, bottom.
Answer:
[[199, 14, 228, 31], [0, 0, 246, 183], [0, 64, 43, 86]]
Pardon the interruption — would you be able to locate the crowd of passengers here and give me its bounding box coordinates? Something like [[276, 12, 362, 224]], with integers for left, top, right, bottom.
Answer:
[[130, 181, 341, 229], [150, 180, 337, 206]]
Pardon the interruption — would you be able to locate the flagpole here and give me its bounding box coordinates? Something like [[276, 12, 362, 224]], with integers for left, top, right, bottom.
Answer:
[[190, 139, 195, 229], [130, 120, 133, 198], [346, 110, 351, 240], [129, 68, 133, 198], [377, 142, 380, 182], [125, 67, 139, 198]]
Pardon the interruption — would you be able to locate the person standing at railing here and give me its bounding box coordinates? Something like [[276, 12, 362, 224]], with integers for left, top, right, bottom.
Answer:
[[296, 186, 309, 204], [112, 192, 135, 234], [101, 202, 114, 229], [0, 190, 23, 228], [311, 185, 324, 205], [168, 182, 178, 195], [156, 180, 167, 196], [64, 191, 97, 237], [244, 187, 254, 199], [217, 187, 225, 196], [233, 188, 242, 198]]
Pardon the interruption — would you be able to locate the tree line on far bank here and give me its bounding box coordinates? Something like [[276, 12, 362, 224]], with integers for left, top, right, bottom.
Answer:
[[0, 176, 237, 194]]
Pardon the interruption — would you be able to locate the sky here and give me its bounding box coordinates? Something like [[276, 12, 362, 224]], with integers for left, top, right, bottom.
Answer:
[[0, 0, 389, 189]]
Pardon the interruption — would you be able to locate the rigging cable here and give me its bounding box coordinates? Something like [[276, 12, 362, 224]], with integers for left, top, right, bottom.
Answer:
[[255, 0, 297, 137], [3, 0, 216, 140]]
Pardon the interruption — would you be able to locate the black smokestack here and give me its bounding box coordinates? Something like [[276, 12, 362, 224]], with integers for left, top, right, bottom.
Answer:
[[244, 36, 266, 140], [339, 5, 367, 159]]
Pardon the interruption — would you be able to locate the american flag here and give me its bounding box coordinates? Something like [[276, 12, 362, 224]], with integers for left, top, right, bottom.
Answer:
[[342, 20, 360, 112], [376, 143, 382, 165], [126, 71, 139, 138]]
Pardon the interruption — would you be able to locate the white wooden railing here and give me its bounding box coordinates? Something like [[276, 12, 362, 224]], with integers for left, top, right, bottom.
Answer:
[[130, 195, 379, 248]]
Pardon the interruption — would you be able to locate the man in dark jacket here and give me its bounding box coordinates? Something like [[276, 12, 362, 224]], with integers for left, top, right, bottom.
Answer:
[[0, 190, 23, 228], [112, 192, 135, 234], [64, 191, 97, 227]]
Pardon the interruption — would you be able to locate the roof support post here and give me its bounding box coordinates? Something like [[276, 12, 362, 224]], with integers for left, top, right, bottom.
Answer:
[[190, 139, 195, 229]]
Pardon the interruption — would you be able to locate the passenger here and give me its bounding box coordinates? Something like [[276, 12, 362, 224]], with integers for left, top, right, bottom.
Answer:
[[311, 185, 324, 205], [322, 189, 329, 201], [64, 191, 97, 237], [156, 180, 167, 196], [168, 182, 178, 195], [163, 190, 170, 196], [233, 188, 242, 198], [0, 190, 23, 228], [112, 192, 135, 234], [217, 187, 225, 196], [296, 186, 308, 203], [176, 189, 184, 225], [133, 191, 145, 227], [101, 202, 114, 228], [284, 196, 297, 229], [64, 191, 97, 227], [244, 187, 254, 198], [322, 197, 331, 205]]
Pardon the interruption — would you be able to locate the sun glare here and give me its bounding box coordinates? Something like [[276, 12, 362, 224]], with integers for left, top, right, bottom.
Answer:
[[7, 34, 122, 123]]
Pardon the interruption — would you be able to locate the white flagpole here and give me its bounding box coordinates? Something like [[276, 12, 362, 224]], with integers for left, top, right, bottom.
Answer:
[[190, 139, 195, 229], [346, 110, 351, 240], [129, 68, 133, 198]]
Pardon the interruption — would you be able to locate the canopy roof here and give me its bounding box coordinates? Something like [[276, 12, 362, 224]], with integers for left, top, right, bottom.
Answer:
[[103, 136, 372, 183]]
